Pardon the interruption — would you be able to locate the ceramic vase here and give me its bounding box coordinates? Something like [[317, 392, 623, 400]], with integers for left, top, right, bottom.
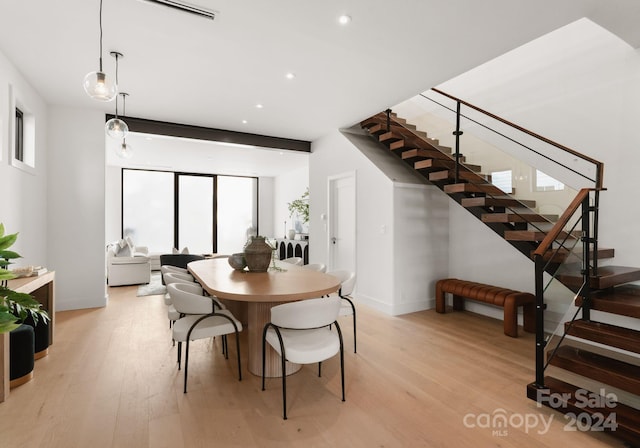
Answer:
[[244, 236, 272, 272]]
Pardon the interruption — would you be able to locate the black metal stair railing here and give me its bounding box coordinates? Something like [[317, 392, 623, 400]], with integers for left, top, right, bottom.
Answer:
[[377, 90, 605, 390], [532, 188, 598, 388]]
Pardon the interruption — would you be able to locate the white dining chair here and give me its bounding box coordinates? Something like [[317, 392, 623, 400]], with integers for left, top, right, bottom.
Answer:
[[168, 283, 243, 393], [160, 265, 190, 276], [261, 296, 345, 419], [281, 256, 303, 266], [162, 271, 197, 308], [326, 270, 357, 353], [303, 263, 326, 273]]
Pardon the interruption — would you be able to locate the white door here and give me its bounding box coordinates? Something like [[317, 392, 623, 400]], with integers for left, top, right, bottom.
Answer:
[[328, 172, 356, 273]]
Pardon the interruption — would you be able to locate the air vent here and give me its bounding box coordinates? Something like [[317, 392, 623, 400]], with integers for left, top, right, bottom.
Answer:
[[139, 0, 217, 21]]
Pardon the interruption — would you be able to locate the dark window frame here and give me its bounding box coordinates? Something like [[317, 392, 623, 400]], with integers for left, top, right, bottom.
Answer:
[[14, 107, 24, 162]]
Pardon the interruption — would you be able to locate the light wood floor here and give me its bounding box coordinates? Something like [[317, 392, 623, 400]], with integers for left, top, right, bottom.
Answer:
[[0, 284, 627, 447]]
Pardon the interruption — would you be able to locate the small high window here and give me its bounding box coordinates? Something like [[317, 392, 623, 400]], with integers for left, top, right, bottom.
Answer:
[[15, 107, 24, 162]]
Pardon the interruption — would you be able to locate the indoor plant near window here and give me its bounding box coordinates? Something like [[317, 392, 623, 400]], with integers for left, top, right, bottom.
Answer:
[[287, 188, 309, 237], [0, 224, 49, 334]]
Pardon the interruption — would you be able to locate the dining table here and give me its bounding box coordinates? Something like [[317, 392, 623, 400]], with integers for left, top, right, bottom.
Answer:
[[187, 258, 341, 377]]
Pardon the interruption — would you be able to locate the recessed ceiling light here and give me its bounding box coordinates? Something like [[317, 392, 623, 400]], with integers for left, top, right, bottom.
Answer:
[[242, 119, 248, 124], [255, 103, 263, 109], [338, 14, 351, 25], [285, 72, 295, 80]]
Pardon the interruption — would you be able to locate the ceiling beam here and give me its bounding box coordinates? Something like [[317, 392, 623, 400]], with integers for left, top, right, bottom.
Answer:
[[107, 115, 311, 152]]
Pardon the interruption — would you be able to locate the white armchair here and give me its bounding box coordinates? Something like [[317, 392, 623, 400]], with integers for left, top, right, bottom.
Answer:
[[106, 237, 151, 286]]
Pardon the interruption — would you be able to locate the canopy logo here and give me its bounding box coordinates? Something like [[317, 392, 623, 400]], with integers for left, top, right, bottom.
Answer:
[[462, 408, 553, 436], [463, 388, 619, 436]]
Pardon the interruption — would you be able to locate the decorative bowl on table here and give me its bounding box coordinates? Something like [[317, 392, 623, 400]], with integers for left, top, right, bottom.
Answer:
[[228, 253, 247, 270]]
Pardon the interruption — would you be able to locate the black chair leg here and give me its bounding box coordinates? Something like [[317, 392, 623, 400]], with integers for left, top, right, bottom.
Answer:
[[318, 361, 322, 377], [352, 306, 357, 353], [183, 340, 190, 393], [177, 341, 182, 369], [281, 350, 287, 420]]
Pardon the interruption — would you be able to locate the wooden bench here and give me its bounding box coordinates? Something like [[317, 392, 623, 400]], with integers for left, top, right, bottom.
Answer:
[[435, 278, 535, 338]]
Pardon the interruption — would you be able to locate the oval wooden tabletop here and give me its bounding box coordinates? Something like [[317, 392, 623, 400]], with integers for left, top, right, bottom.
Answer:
[[188, 258, 340, 302]]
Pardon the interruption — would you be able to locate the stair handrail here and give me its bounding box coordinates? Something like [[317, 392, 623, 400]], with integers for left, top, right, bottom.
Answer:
[[532, 188, 591, 258], [532, 188, 596, 388], [430, 88, 604, 190]]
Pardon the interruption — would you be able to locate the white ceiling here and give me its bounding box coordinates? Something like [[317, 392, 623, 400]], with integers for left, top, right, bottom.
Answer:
[[1, 0, 639, 175]]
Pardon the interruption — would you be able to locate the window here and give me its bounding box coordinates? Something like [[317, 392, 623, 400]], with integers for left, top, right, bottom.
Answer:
[[535, 170, 564, 192], [490, 169, 513, 194], [122, 169, 258, 254], [14, 108, 24, 162]]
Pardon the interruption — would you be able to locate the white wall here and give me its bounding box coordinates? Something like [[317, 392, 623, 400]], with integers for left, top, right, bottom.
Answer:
[[105, 165, 121, 244], [0, 52, 49, 267], [272, 166, 308, 239], [310, 129, 450, 315], [393, 183, 450, 315], [48, 106, 107, 311], [0, 50, 48, 269]]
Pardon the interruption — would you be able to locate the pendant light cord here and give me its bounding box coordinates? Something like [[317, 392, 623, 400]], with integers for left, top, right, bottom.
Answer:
[[98, 0, 104, 72]]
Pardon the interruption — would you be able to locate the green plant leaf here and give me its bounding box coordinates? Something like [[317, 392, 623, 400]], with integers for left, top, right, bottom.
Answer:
[[0, 223, 4, 238], [0, 250, 21, 260], [0, 232, 17, 251], [0, 310, 19, 330], [0, 271, 16, 281]]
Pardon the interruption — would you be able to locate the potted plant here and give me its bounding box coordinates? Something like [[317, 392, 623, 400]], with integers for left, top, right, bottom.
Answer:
[[0, 223, 49, 334], [287, 188, 309, 237]]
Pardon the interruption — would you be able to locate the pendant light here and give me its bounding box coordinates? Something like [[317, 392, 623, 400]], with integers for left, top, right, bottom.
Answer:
[[83, 0, 117, 101], [115, 138, 134, 159], [114, 93, 133, 159], [105, 53, 129, 139]]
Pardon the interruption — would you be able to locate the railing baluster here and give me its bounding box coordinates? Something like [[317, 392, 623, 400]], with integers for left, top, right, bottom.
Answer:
[[453, 101, 462, 184], [581, 194, 592, 322], [534, 253, 546, 388], [385, 108, 391, 133]]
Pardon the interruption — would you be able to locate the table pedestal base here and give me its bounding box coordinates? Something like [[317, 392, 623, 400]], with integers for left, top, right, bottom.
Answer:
[[247, 302, 301, 377]]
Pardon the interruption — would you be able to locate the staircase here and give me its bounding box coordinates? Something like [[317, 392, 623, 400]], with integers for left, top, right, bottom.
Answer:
[[360, 104, 640, 445]]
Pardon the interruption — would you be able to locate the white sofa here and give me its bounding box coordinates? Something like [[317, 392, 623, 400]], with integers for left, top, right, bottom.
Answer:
[[106, 237, 151, 286]]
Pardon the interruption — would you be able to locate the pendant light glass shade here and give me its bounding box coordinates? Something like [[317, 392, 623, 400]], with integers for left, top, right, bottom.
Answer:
[[105, 117, 129, 139], [83, 70, 117, 101], [115, 140, 134, 159]]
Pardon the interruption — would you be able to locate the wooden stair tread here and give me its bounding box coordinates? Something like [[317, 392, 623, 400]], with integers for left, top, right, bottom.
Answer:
[[481, 213, 557, 223], [390, 138, 446, 154], [566, 319, 640, 355], [461, 197, 536, 209], [504, 230, 580, 242], [577, 285, 640, 318], [558, 266, 640, 290], [527, 376, 640, 444], [400, 148, 453, 163], [443, 183, 507, 196], [428, 169, 489, 183], [549, 345, 640, 395], [414, 158, 483, 173]]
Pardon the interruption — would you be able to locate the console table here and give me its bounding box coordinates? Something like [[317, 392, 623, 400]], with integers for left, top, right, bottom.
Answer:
[[0, 271, 55, 402], [276, 238, 309, 264]]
